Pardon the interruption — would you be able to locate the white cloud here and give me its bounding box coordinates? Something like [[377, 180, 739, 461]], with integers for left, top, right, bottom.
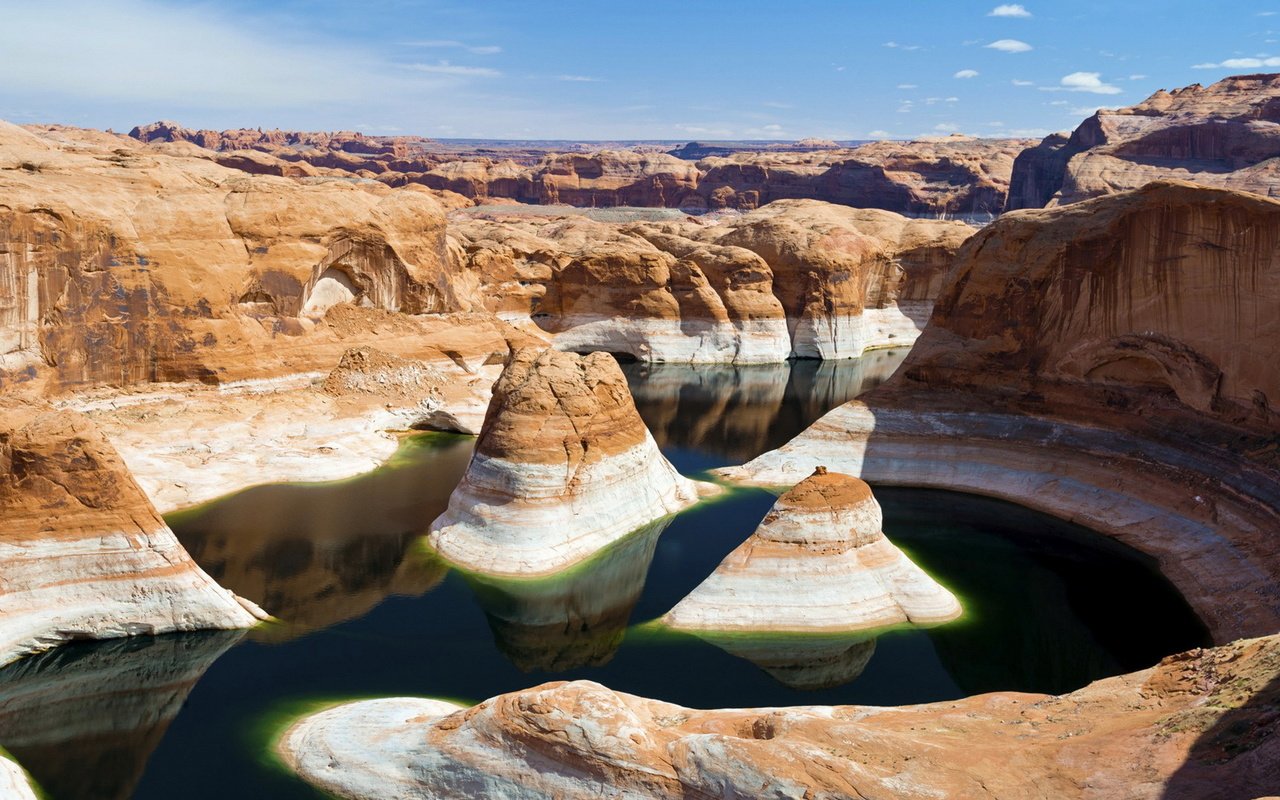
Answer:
[[896, 83, 919, 89], [945, 96, 960, 102], [896, 102, 914, 113], [985, 39, 1033, 53], [1127, 74, 1148, 80], [1041, 71, 1123, 94], [407, 61, 502, 78], [954, 69, 980, 78], [1011, 79, 1035, 86], [402, 40, 502, 55], [1260, 10, 1278, 15], [1192, 56, 1280, 69], [884, 41, 922, 51], [934, 122, 960, 132], [988, 4, 1032, 17], [867, 129, 893, 138], [556, 74, 604, 82]]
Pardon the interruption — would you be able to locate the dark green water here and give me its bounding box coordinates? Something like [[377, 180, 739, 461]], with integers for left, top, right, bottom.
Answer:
[[0, 356, 1210, 800]]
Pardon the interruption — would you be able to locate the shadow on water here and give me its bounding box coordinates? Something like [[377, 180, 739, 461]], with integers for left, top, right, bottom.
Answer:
[[168, 433, 474, 636], [0, 632, 243, 800], [0, 358, 1225, 799]]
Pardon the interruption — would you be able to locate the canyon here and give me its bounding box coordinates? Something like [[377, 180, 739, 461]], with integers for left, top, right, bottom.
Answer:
[[3, 71, 1280, 800]]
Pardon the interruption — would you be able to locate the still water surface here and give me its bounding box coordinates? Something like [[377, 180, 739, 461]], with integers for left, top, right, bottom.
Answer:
[[0, 354, 1210, 799]]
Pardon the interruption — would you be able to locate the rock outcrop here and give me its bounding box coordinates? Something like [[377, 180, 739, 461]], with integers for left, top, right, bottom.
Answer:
[[0, 405, 261, 666], [724, 181, 1280, 643], [448, 201, 972, 362], [1006, 73, 1280, 209], [663, 468, 961, 634], [279, 633, 1280, 800], [427, 348, 706, 576], [0, 755, 37, 800], [697, 135, 1034, 216]]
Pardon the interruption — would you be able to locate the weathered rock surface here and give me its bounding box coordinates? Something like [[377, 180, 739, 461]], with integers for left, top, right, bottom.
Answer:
[[0, 755, 37, 800], [1007, 73, 1280, 209], [449, 201, 971, 362], [428, 348, 706, 576], [725, 181, 1280, 643], [697, 135, 1033, 216], [0, 404, 261, 666], [279, 633, 1280, 800], [664, 468, 960, 634]]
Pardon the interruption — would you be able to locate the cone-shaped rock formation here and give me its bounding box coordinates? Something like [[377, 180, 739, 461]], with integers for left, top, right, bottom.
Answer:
[[663, 467, 960, 633]]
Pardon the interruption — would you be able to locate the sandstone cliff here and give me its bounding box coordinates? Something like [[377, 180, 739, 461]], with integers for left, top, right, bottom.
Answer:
[[725, 181, 1280, 644], [279, 633, 1280, 799], [427, 348, 706, 576], [448, 201, 972, 362], [0, 404, 261, 666], [1006, 73, 1280, 209]]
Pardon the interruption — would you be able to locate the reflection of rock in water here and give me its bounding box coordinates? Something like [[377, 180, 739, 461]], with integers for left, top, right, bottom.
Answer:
[[0, 632, 241, 800], [694, 633, 878, 691], [465, 520, 668, 672], [169, 434, 472, 637], [623, 352, 907, 462]]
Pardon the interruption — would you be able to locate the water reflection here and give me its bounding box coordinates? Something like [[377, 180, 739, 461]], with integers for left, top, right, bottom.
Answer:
[[168, 433, 474, 636], [0, 632, 242, 800], [687, 633, 879, 691], [622, 351, 907, 467], [465, 520, 668, 672]]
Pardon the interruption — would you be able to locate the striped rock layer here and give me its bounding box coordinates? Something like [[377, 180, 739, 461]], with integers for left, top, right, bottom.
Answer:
[[428, 348, 704, 576], [663, 469, 960, 634]]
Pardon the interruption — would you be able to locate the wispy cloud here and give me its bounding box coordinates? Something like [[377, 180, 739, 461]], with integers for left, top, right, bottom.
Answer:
[[988, 4, 1032, 17], [934, 122, 960, 132], [884, 41, 923, 51], [954, 69, 980, 78], [556, 74, 604, 82], [1192, 56, 1280, 68], [406, 61, 502, 78], [1011, 79, 1035, 86], [985, 39, 1033, 53], [896, 83, 919, 89], [401, 40, 502, 55], [1040, 71, 1122, 94]]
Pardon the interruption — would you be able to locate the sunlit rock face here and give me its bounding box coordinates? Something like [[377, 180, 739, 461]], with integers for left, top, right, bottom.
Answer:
[[1007, 73, 1280, 210], [448, 200, 972, 363], [0, 405, 261, 667], [0, 121, 475, 393], [279, 634, 1280, 800], [724, 182, 1280, 643], [465, 520, 667, 672], [0, 755, 37, 800], [427, 348, 706, 576], [0, 632, 241, 800], [664, 469, 960, 635]]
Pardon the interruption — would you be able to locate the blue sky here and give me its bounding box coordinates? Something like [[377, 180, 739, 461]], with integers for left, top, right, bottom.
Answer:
[[0, 0, 1277, 140]]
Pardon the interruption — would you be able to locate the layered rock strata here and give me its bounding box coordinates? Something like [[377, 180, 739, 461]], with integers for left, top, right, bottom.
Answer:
[[427, 348, 706, 576], [0, 405, 262, 666], [448, 200, 971, 363], [280, 634, 1280, 799], [663, 468, 961, 634], [1007, 73, 1280, 209], [723, 181, 1280, 643]]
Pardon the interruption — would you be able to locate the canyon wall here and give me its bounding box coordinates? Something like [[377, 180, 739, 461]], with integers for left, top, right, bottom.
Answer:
[[726, 181, 1280, 643], [1007, 72, 1280, 209]]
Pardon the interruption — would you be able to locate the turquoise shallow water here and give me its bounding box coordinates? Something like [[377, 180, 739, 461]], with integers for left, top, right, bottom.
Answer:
[[0, 356, 1209, 799]]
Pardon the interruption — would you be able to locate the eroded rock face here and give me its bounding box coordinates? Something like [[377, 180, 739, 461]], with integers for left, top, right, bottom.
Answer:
[[0, 121, 464, 393], [0, 405, 260, 666], [698, 135, 1034, 216], [1007, 73, 1280, 209], [725, 182, 1280, 643], [427, 348, 705, 576], [279, 634, 1280, 800], [664, 468, 961, 634], [448, 201, 972, 363]]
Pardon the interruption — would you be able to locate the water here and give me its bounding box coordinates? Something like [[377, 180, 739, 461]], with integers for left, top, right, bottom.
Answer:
[[0, 354, 1210, 799]]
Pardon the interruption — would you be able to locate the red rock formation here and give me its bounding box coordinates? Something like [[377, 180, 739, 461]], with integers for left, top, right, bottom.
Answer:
[[726, 181, 1280, 643], [1006, 73, 1280, 209]]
